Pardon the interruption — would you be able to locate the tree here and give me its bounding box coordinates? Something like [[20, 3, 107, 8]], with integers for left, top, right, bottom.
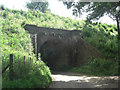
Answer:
[[63, 2, 120, 62], [26, 1, 49, 13], [0, 5, 5, 10], [63, 2, 119, 21]]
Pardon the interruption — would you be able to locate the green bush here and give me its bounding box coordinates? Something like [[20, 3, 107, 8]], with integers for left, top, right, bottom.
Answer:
[[2, 11, 9, 18], [1, 8, 118, 79], [2, 54, 52, 88], [15, 13, 22, 19], [1, 11, 52, 88], [68, 57, 118, 76], [81, 23, 118, 59]]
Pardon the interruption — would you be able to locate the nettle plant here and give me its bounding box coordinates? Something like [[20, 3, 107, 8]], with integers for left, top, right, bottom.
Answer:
[[1, 10, 52, 88], [81, 22, 118, 59]]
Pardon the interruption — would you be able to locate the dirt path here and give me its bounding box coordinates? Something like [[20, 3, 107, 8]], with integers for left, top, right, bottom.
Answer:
[[48, 71, 119, 88]]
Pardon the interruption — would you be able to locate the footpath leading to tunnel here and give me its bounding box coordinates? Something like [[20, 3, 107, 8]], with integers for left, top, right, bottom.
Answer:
[[48, 71, 119, 88]]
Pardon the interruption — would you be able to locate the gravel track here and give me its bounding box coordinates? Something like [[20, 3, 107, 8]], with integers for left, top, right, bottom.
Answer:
[[48, 71, 119, 88]]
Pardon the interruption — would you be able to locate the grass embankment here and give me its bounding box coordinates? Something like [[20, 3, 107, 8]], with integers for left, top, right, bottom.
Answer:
[[1, 9, 118, 88], [69, 23, 118, 76], [1, 9, 52, 88]]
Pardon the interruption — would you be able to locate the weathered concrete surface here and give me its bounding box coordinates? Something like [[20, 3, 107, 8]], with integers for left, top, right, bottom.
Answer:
[[24, 24, 102, 70]]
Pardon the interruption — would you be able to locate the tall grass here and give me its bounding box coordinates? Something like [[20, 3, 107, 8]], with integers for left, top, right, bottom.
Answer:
[[1, 10, 52, 88], [70, 22, 118, 76], [68, 57, 118, 76], [1, 8, 118, 82]]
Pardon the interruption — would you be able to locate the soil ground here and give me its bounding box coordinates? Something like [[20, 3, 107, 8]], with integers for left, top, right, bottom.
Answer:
[[48, 71, 119, 88]]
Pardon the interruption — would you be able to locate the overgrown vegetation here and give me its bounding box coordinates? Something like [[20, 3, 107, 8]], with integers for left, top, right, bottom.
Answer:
[[68, 22, 118, 76], [68, 57, 118, 76], [1, 9, 52, 88], [62, 2, 119, 76], [82, 22, 118, 59], [1, 7, 118, 88]]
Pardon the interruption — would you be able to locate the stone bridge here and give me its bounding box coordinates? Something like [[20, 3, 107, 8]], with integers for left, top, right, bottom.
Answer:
[[24, 24, 102, 70]]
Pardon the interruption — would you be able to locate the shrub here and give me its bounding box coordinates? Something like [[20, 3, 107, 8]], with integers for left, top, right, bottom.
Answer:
[[1, 9, 118, 78], [81, 23, 118, 59], [15, 13, 22, 19], [2, 11, 8, 18], [68, 57, 118, 76], [2, 55, 52, 88], [1, 11, 52, 88]]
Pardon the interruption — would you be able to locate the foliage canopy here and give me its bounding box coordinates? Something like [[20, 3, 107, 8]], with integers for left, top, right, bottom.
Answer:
[[1, 7, 118, 88], [1, 9, 52, 88], [26, 1, 49, 13], [63, 2, 118, 21]]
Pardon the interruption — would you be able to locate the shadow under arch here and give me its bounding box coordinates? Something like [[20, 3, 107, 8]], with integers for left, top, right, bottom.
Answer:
[[39, 39, 69, 70]]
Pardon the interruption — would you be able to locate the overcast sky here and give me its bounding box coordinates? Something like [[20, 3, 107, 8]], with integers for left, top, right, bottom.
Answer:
[[0, 0, 116, 25]]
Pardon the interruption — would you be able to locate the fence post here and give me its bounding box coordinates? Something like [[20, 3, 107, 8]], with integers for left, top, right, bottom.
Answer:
[[24, 56, 25, 65], [30, 57, 31, 64], [9, 54, 14, 80]]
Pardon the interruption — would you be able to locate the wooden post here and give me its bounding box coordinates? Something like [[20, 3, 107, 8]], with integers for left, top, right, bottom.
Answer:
[[33, 34, 38, 59], [30, 57, 31, 64], [30, 34, 38, 60], [28, 35, 32, 55], [35, 34, 37, 56], [9, 54, 14, 80], [24, 56, 25, 65], [2, 64, 10, 73]]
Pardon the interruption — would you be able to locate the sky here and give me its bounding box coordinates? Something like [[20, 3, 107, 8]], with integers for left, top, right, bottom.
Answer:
[[0, 0, 117, 25]]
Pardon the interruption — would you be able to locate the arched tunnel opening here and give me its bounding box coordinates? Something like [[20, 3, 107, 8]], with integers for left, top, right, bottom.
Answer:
[[24, 24, 103, 71], [39, 39, 69, 70]]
